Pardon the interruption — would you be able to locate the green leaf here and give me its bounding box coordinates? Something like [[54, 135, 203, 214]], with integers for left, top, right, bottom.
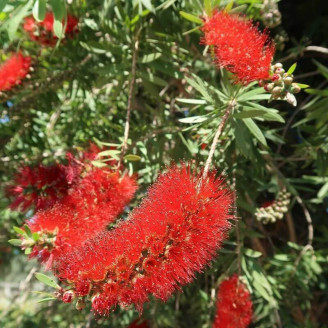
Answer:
[[287, 62, 297, 75], [244, 248, 262, 258], [141, 0, 155, 13], [204, 0, 212, 16], [124, 154, 141, 161], [176, 98, 206, 105], [32, 0, 46, 22], [224, 0, 234, 12], [185, 76, 213, 103], [97, 150, 120, 157], [23, 224, 33, 238], [234, 109, 268, 119], [32, 232, 40, 241], [141, 53, 162, 63], [5, 0, 33, 40], [37, 297, 57, 303], [318, 181, 328, 199], [296, 83, 310, 89], [243, 118, 267, 146], [13, 226, 26, 236], [179, 116, 208, 124], [8, 239, 22, 246], [53, 19, 64, 39], [35, 273, 61, 289], [0, 0, 8, 12], [179, 11, 202, 24], [91, 160, 107, 168], [25, 248, 32, 255]]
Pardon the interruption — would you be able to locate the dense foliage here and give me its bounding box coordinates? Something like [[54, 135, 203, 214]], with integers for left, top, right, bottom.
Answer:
[[0, 0, 327, 327]]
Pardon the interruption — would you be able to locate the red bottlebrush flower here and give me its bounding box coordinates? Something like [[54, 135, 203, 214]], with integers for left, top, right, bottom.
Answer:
[[0, 53, 31, 92], [27, 168, 137, 265], [23, 12, 78, 46], [202, 11, 275, 85], [55, 164, 233, 316], [213, 275, 253, 328], [7, 164, 70, 212]]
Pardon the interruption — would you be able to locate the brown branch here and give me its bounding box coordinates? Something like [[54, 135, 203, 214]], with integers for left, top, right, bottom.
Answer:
[[295, 196, 313, 246], [200, 99, 236, 183], [119, 31, 141, 165]]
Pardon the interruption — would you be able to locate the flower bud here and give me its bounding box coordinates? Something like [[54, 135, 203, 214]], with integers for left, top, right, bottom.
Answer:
[[62, 290, 75, 303], [274, 63, 283, 69], [283, 76, 293, 85], [76, 298, 86, 310], [272, 86, 282, 96], [291, 83, 301, 94]]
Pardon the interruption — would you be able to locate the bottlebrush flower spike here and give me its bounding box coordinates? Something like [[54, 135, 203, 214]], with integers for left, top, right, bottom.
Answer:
[[55, 164, 233, 316], [213, 275, 253, 328], [26, 168, 137, 267], [7, 164, 70, 212], [202, 11, 275, 85], [0, 53, 31, 92], [23, 12, 78, 46]]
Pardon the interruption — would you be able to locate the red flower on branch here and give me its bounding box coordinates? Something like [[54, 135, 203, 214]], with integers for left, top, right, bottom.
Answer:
[[27, 168, 137, 267], [8, 164, 70, 212], [202, 11, 275, 85], [213, 275, 253, 328], [23, 12, 78, 46], [55, 164, 233, 316], [0, 53, 31, 92]]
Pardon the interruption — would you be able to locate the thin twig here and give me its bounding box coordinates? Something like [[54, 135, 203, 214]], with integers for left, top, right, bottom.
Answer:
[[119, 30, 141, 165], [200, 99, 236, 183], [295, 196, 313, 246]]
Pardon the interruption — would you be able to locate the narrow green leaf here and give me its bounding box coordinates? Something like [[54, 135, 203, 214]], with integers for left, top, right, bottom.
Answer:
[[25, 248, 32, 255], [37, 297, 57, 303], [50, 0, 65, 21], [224, 0, 234, 12], [35, 273, 61, 289], [8, 239, 22, 246], [318, 182, 328, 199], [141, 0, 155, 13], [287, 62, 297, 75], [234, 109, 268, 119], [204, 0, 212, 16], [141, 53, 162, 63], [244, 248, 262, 258], [182, 26, 200, 35], [176, 98, 207, 105], [91, 160, 107, 168], [53, 19, 64, 39], [97, 150, 120, 157], [13, 226, 26, 236], [185, 76, 213, 103], [296, 83, 310, 89], [179, 11, 202, 24], [32, 0, 46, 22], [32, 232, 40, 241], [179, 116, 208, 124], [124, 154, 141, 162], [23, 224, 33, 238], [243, 118, 267, 146], [0, 0, 8, 12]]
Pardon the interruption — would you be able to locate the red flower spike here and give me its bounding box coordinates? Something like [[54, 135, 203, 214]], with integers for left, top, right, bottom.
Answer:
[[55, 164, 233, 316], [213, 275, 253, 328], [7, 164, 70, 212], [23, 12, 78, 46], [28, 168, 137, 264], [0, 53, 31, 92], [202, 11, 275, 85]]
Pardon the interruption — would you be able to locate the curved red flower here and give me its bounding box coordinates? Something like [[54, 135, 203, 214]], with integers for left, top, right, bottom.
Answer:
[[202, 11, 275, 85], [8, 164, 70, 212], [213, 275, 253, 328], [27, 168, 137, 266], [23, 12, 78, 46], [55, 164, 233, 316], [0, 53, 31, 92]]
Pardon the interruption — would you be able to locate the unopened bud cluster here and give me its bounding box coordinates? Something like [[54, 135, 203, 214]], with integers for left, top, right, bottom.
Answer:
[[260, 63, 301, 106], [255, 189, 291, 224], [261, 0, 282, 28]]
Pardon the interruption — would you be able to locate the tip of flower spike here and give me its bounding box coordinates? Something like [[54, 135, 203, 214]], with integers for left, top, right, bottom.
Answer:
[[202, 11, 275, 85]]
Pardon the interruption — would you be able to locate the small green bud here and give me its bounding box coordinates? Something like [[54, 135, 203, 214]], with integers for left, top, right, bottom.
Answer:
[[291, 83, 301, 94]]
